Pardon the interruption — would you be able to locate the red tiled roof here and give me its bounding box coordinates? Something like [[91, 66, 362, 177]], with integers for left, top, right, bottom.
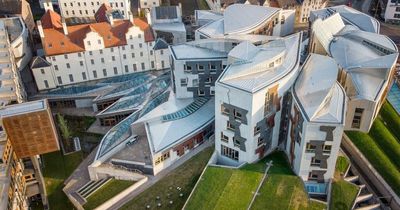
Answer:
[[41, 10, 62, 29], [95, 3, 112, 23], [42, 18, 155, 56]]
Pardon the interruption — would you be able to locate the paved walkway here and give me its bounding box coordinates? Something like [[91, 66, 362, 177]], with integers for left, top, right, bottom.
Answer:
[[106, 139, 215, 210]]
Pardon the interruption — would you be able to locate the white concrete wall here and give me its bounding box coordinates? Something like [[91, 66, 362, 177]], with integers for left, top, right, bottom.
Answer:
[[32, 65, 57, 90], [58, 0, 130, 19], [384, 2, 400, 23]]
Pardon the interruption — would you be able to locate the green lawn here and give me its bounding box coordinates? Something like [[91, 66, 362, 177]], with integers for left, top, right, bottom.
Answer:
[[369, 118, 400, 170], [42, 151, 83, 210], [251, 152, 326, 210], [379, 102, 400, 141], [346, 131, 400, 196], [83, 179, 133, 210], [335, 156, 350, 177], [186, 152, 326, 210], [330, 180, 359, 210], [120, 147, 213, 210]]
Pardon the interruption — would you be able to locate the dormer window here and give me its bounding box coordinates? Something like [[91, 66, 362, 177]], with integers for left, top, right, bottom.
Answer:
[[60, 41, 64, 46], [48, 43, 52, 48]]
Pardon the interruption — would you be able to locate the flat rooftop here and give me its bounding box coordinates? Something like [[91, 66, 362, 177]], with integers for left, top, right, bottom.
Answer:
[[0, 99, 47, 117]]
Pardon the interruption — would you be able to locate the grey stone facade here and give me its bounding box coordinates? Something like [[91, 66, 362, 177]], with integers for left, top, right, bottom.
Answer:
[[185, 60, 224, 98], [222, 102, 248, 152]]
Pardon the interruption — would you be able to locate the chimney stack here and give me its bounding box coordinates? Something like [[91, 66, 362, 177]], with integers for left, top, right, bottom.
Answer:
[[61, 18, 68, 35], [43, 0, 54, 11], [37, 20, 44, 38]]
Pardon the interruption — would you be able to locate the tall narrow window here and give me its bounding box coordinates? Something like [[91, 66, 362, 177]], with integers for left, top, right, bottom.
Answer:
[[352, 108, 364, 129]]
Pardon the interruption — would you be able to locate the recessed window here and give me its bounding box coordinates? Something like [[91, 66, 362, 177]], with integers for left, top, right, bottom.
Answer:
[[305, 143, 316, 153], [113, 67, 118, 75], [198, 65, 204, 71], [310, 157, 321, 167], [66, 63, 70, 68], [82, 72, 87, 80], [198, 89, 205, 96], [57, 76, 62, 84], [221, 145, 239, 161], [227, 121, 235, 131], [93, 70, 97, 78], [133, 64, 137, 71], [40, 69, 45, 74], [112, 56, 115, 61], [80, 61, 84, 66], [54, 65, 58, 70], [125, 65, 129, 73], [234, 109, 242, 120], [69, 74, 74, 82], [103, 69, 107, 76], [233, 137, 241, 147], [141, 63, 145, 70], [91, 59, 94, 65], [210, 89, 215, 95], [254, 126, 260, 135], [323, 145, 332, 153], [151, 61, 155, 69], [352, 108, 364, 129], [257, 137, 264, 147], [221, 132, 229, 143], [44, 80, 49, 88], [180, 78, 187, 86], [221, 104, 229, 115], [64, 54, 68, 59], [89, 51, 93, 56]]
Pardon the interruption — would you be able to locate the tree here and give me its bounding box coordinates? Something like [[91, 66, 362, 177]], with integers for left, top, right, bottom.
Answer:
[[57, 113, 71, 140]]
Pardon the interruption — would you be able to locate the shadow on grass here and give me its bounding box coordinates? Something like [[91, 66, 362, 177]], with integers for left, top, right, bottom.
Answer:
[[240, 151, 294, 175]]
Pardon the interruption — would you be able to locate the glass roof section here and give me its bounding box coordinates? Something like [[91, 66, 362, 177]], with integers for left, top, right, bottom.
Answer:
[[46, 85, 104, 95], [388, 83, 400, 114], [162, 97, 209, 121], [99, 72, 149, 84]]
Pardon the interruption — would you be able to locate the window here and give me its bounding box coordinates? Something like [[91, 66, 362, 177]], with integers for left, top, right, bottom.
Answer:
[[155, 151, 170, 165], [133, 64, 137, 71], [93, 70, 97, 78], [91, 59, 94, 65], [87, 41, 91, 46], [352, 108, 364, 129], [44, 80, 49, 88], [254, 126, 260, 135], [98, 39, 101, 44], [151, 61, 155, 68], [305, 143, 316, 153], [221, 145, 239, 161], [257, 137, 264, 147], [125, 65, 129, 73], [139, 43, 142, 48], [66, 63, 70, 68], [54, 65, 58, 70], [122, 46, 125, 50], [89, 51, 93, 56], [233, 137, 241, 147], [113, 67, 118, 75], [234, 109, 242, 120], [210, 89, 215, 95], [160, 50, 164, 55], [264, 92, 272, 116], [323, 145, 332, 153], [82, 72, 87, 80], [396, 7, 400, 12], [138, 34, 142, 39], [64, 54, 68, 59], [78, 53, 82, 57], [49, 43, 53, 49], [103, 69, 107, 76], [310, 157, 321, 167], [269, 62, 274, 68], [198, 89, 205, 96], [69, 74, 74, 82], [111, 48, 114, 52], [100, 49, 103, 54], [221, 104, 229, 115], [184, 64, 192, 72], [210, 64, 216, 70], [101, 58, 105, 63], [123, 54, 127, 59], [227, 121, 235, 131], [205, 77, 212, 84], [180, 78, 187, 86], [78, 2, 80, 6], [140, 52, 143, 57], [150, 50, 153, 55], [198, 65, 204, 71], [141, 63, 145, 70], [112, 56, 115, 61], [131, 53, 135, 58], [308, 172, 319, 181], [161, 61, 165, 68], [221, 132, 229, 143], [40, 69, 45, 74], [57, 76, 62, 84], [80, 61, 84, 66]]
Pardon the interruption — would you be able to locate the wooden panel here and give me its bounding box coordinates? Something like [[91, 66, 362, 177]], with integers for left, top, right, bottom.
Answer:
[[2, 108, 59, 158]]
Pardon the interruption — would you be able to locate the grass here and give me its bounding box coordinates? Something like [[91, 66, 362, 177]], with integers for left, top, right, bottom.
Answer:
[[250, 152, 326, 210], [186, 151, 326, 210], [120, 147, 213, 210], [379, 102, 400, 141], [346, 131, 400, 196], [330, 180, 359, 210], [369, 118, 400, 170], [83, 179, 134, 210], [42, 151, 83, 210], [335, 156, 350, 177]]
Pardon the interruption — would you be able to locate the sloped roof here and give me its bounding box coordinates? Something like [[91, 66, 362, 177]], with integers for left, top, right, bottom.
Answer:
[[224, 4, 280, 34], [153, 38, 169, 50], [218, 33, 301, 93], [31, 56, 51, 69], [41, 10, 62, 29], [95, 3, 112, 23], [311, 13, 345, 52], [41, 14, 154, 56], [294, 54, 345, 123]]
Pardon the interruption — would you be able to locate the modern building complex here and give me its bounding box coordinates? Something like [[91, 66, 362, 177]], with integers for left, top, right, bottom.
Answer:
[[195, 4, 295, 40], [309, 11, 398, 132], [381, 0, 400, 24], [0, 99, 59, 210], [32, 6, 170, 91], [146, 5, 186, 44], [0, 16, 32, 106]]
